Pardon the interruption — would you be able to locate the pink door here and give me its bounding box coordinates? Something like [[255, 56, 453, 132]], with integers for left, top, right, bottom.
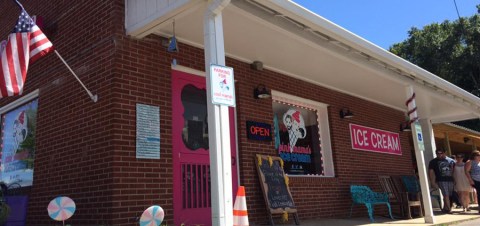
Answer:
[[172, 69, 238, 226]]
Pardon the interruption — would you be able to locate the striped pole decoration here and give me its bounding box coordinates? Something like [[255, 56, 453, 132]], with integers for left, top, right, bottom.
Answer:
[[405, 92, 418, 124]]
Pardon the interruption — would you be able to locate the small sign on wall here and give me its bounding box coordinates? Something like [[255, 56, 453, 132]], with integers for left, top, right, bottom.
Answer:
[[136, 104, 160, 159], [246, 121, 272, 141], [209, 64, 235, 107]]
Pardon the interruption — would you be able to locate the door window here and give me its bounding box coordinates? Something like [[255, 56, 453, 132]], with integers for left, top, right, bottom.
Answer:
[[181, 84, 209, 151]]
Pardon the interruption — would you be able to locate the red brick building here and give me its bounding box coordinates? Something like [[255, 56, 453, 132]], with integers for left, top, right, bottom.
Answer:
[[0, 0, 478, 225]]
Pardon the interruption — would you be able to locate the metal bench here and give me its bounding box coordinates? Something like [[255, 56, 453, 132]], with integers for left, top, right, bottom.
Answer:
[[349, 185, 393, 222]]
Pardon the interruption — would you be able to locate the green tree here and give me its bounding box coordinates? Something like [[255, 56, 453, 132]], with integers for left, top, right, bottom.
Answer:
[[390, 5, 480, 129]]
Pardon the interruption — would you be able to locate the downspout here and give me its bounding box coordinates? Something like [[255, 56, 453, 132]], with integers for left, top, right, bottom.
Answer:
[[204, 1, 232, 226], [207, 0, 231, 16]]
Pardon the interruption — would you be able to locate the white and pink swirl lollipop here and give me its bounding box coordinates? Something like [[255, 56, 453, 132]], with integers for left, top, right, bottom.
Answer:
[[47, 196, 76, 225], [140, 205, 164, 226]]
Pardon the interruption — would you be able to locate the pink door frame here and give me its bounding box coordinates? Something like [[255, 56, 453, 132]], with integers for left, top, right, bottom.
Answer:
[[172, 69, 238, 226]]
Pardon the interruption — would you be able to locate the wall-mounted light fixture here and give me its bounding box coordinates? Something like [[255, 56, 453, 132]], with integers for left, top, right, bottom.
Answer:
[[254, 84, 270, 99], [251, 61, 263, 71], [339, 108, 353, 119], [400, 121, 411, 132]]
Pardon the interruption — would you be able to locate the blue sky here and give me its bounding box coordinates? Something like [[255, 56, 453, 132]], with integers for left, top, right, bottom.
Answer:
[[292, 0, 479, 49]]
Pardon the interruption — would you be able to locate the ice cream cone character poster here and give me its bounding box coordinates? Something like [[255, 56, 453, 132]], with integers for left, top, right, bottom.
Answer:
[[13, 111, 28, 153], [282, 109, 307, 152], [274, 105, 324, 175], [0, 99, 37, 187]]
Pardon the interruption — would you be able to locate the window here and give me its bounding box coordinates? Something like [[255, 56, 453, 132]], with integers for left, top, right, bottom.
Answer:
[[181, 84, 209, 151], [0, 90, 39, 187], [272, 91, 334, 177]]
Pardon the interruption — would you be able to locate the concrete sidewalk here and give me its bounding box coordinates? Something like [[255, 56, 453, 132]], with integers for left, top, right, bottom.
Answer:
[[278, 207, 480, 226]]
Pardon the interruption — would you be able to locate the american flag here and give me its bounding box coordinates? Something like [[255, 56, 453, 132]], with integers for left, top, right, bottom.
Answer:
[[0, 9, 53, 98]]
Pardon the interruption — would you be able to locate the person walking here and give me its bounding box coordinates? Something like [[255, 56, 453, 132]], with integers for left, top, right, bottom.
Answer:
[[454, 153, 471, 211], [465, 150, 480, 213], [429, 149, 455, 213]]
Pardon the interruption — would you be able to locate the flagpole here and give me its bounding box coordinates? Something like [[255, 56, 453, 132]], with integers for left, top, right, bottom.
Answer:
[[54, 50, 98, 103], [11, 0, 96, 102]]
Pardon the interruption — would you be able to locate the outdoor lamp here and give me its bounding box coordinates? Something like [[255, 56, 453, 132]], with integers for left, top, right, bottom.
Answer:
[[254, 84, 270, 99]]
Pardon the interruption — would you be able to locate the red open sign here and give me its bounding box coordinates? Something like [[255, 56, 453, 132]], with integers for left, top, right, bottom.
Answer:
[[246, 121, 272, 141]]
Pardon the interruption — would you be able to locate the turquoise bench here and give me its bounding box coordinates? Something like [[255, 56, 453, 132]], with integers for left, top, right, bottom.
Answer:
[[350, 185, 393, 222]]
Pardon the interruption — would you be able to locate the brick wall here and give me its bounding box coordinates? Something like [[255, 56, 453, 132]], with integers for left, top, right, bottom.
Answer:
[[0, 0, 413, 225], [0, 0, 121, 225], [228, 58, 413, 223]]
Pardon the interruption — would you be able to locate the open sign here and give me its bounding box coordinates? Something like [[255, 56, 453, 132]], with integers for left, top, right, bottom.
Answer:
[[246, 121, 272, 141]]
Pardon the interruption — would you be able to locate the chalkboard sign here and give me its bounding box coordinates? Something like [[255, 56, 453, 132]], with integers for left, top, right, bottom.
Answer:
[[256, 154, 299, 224]]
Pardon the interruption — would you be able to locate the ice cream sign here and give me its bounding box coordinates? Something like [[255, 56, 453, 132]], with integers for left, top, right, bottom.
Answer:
[[349, 123, 402, 155], [209, 64, 235, 107]]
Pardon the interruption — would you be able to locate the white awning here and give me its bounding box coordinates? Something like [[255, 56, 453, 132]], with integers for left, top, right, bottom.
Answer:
[[125, 0, 480, 122]]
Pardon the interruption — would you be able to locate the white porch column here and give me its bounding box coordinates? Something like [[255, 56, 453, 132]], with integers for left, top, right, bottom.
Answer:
[[406, 86, 435, 223], [444, 132, 451, 156], [419, 118, 442, 209], [204, 1, 233, 226], [420, 119, 437, 164]]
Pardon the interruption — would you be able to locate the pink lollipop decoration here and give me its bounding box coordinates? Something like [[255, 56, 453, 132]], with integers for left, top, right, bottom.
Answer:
[[140, 205, 164, 226], [47, 196, 76, 222]]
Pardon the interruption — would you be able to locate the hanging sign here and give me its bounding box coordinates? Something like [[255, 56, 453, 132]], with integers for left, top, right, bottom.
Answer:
[[209, 64, 235, 107], [349, 123, 402, 155]]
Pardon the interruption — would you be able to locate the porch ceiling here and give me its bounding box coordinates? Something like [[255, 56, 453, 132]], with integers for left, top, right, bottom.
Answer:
[[433, 123, 480, 145], [127, 0, 480, 123]]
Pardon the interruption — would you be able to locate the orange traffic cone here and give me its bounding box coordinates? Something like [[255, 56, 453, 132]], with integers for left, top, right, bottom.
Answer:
[[233, 186, 249, 226]]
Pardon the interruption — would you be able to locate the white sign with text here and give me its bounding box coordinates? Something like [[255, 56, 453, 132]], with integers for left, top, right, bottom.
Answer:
[[349, 123, 402, 155], [210, 64, 235, 106]]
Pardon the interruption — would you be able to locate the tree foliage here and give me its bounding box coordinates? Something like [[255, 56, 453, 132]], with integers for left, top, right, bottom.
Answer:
[[390, 5, 480, 129]]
